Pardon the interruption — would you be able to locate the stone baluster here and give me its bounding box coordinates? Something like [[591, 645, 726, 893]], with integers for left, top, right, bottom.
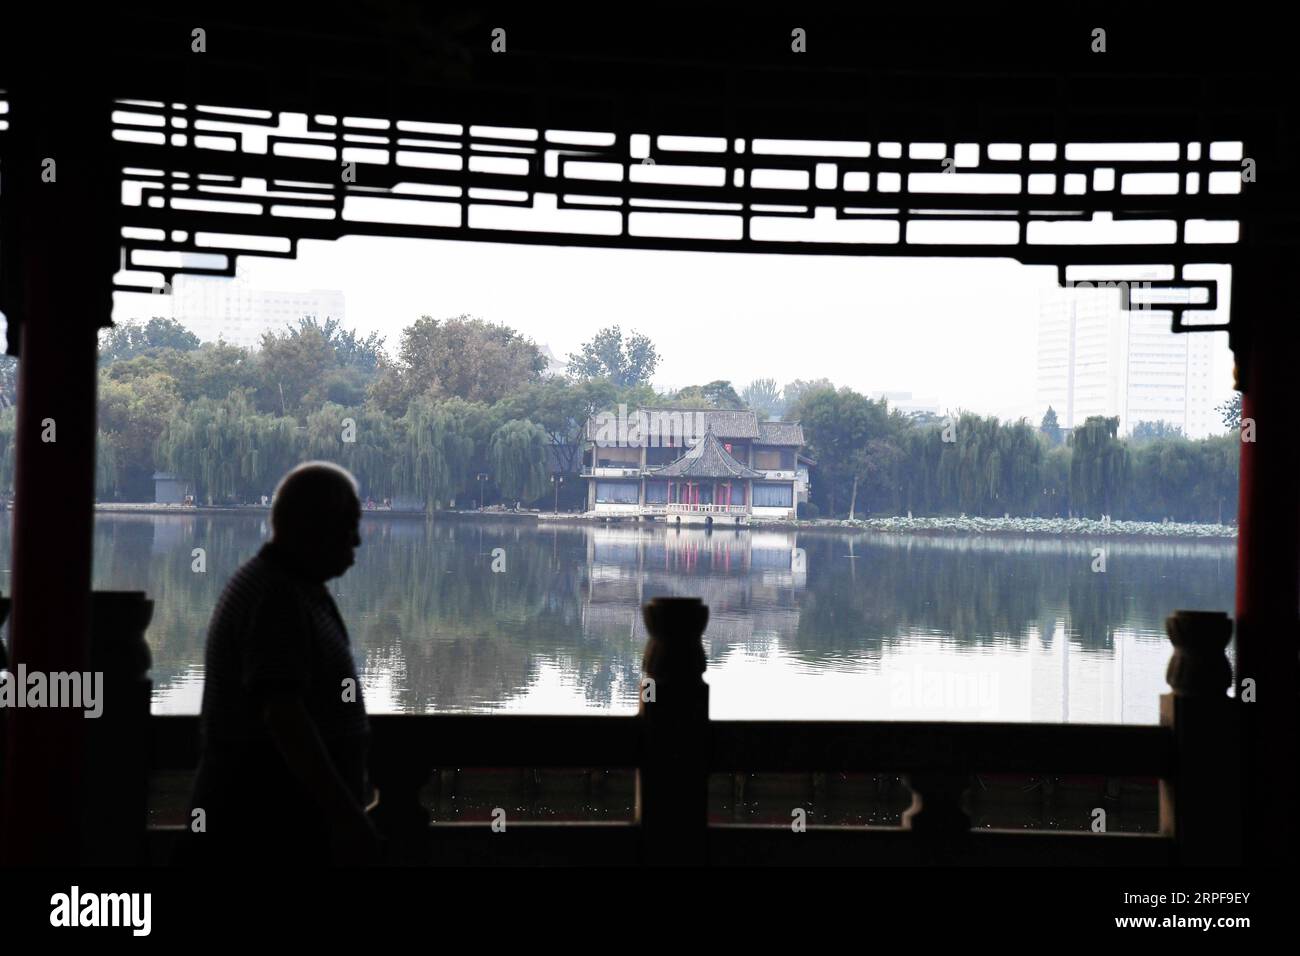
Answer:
[[82, 591, 154, 865], [369, 742, 430, 864], [902, 769, 972, 861], [1159, 610, 1241, 864], [637, 597, 710, 865]]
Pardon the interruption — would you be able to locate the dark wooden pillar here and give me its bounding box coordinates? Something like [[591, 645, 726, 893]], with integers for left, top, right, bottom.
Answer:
[[1232, 251, 1300, 866], [0, 30, 115, 864]]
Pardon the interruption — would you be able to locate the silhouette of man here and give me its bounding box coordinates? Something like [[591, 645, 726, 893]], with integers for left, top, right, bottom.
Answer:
[[183, 462, 379, 865]]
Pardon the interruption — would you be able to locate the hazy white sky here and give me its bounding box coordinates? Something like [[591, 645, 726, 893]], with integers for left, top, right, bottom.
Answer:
[[112, 237, 1233, 424]]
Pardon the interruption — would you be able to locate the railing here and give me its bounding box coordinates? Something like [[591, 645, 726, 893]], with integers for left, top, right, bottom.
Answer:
[[143, 603, 1241, 866], [582, 466, 642, 477], [659, 503, 750, 515]]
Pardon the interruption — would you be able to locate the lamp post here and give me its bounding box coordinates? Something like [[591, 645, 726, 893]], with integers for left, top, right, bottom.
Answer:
[[551, 473, 565, 514], [477, 472, 489, 511]]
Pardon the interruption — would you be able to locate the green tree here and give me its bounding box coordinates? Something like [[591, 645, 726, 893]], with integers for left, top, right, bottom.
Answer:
[[0, 355, 18, 409], [0, 407, 17, 492], [372, 315, 545, 414], [782, 378, 836, 412], [490, 419, 549, 505], [1038, 443, 1072, 517], [393, 396, 461, 512], [1216, 393, 1242, 431], [1069, 416, 1130, 517], [156, 390, 300, 504], [96, 431, 121, 500], [668, 380, 745, 410], [741, 378, 784, 419], [303, 403, 399, 501], [1128, 433, 1238, 523], [98, 369, 181, 499], [797, 388, 900, 517], [1130, 420, 1185, 443], [566, 326, 659, 387], [1039, 406, 1062, 445], [256, 323, 335, 417], [100, 340, 261, 410], [294, 315, 386, 371], [436, 397, 500, 501], [494, 377, 623, 475], [175, 341, 261, 402], [99, 317, 201, 364]]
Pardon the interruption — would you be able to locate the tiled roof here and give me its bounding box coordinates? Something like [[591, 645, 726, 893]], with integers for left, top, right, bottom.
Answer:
[[650, 428, 762, 479], [585, 407, 808, 444], [585, 407, 758, 443], [756, 420, 804, 446], [643, 407, 760, 439]]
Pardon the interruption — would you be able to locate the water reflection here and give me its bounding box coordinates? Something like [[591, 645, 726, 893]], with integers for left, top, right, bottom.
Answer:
[[3, 515, 1235, 724]]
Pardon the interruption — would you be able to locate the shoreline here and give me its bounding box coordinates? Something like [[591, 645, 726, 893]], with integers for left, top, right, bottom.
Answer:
[[92, 503, 1237, 540]]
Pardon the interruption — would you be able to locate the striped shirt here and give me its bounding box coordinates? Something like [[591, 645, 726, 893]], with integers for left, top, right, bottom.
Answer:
[[190, 541, 369, 851]]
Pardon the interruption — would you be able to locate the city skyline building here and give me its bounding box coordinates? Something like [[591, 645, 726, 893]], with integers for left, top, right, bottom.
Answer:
[[1035, 278, 1221, 438], [168, 258, 346, 348]]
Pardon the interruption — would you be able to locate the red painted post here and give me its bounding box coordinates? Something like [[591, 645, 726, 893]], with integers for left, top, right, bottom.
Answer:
[[1232, 251, 1300, 866]]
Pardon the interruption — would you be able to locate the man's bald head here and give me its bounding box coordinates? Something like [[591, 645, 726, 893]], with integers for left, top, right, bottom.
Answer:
[[270, 462, 362, 580]]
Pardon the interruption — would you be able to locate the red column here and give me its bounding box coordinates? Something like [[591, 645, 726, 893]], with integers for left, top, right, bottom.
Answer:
[[1233, 253, 1300, 865]]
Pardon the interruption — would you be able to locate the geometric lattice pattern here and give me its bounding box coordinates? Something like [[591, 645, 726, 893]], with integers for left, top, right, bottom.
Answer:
[[112, 101, 1246, 333]]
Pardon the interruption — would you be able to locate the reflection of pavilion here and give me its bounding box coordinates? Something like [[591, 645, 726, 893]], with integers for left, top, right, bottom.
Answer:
[[582, 525, 806, 649]]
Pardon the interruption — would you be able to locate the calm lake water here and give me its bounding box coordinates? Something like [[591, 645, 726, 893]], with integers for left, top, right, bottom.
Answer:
[[10, 514, 1237, 723]]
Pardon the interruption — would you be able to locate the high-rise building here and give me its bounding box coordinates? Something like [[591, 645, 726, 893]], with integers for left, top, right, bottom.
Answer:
[[870, 390, 941, 418], [1035, 278, 1220, 438], [170, 261, 346, 348]]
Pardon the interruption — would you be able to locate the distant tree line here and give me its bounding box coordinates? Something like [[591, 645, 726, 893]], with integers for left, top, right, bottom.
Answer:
[[788, 387, 1239, 524], [79, 315, 658, 509], [0, 315, 1242, 523]]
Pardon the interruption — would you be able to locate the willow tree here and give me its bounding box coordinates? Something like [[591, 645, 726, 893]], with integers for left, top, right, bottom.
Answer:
[[244, 413, 301, 498], [1038, 443, 1072, 517], [489, 419, 549, 506], [903, 424, 946, 514], [303, 402, 398, 500], [95, 431, 120, 500], [1069, 416, 1130, 517], [0, 412, 121, 500], [394, 396, 459, 512], [435, 397, 497, 501], [0, 407, 15, 494], [156, 389, 295, 503], [156, 394, 222, 504], [997, 419, 1044, 514], [952, 413, 1000, 514]]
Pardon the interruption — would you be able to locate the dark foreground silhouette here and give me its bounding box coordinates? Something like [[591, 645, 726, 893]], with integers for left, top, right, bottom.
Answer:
[[179, 462, 380, 866]]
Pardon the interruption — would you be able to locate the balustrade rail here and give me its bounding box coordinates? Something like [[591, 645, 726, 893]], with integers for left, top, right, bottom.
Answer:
[[640, 503, 751, 516], [145, 605, 1240, 866]]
